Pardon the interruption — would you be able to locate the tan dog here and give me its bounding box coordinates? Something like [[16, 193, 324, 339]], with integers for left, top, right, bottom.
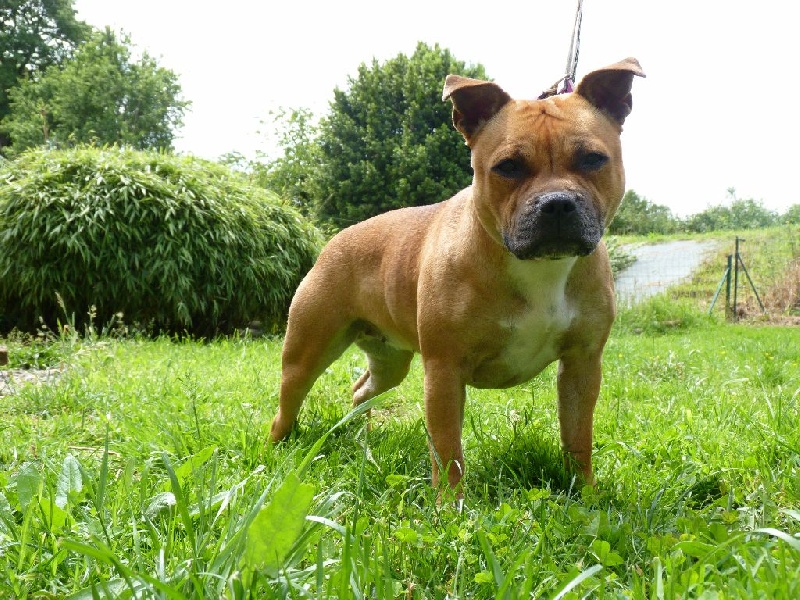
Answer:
[[270, 58, 644, 495]]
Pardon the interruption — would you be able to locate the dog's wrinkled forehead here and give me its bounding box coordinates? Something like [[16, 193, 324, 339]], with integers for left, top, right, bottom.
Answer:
[[506, 96, 594, 133], [473, 96, 619, 157]]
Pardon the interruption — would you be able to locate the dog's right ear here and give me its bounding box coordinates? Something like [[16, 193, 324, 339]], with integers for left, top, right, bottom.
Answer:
[[442, 75, 511, 144]]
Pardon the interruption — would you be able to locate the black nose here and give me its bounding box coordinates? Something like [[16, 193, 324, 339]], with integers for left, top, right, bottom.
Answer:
[[504, 190, 601, 259], [539, 192, 578, 217]]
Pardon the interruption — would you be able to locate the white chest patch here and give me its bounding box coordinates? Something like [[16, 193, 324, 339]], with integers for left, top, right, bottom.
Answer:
[[472, 257, 577, 388]]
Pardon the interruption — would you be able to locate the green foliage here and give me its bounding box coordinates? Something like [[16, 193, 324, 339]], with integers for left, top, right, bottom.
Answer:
[[0, 329, 67, 368], [242, 394, 378, 585], [614, 294, 712, 335], [313, 42, 487, 226], [610, 190, 796, 235], [609, 189, 680, 235], [251, 107, 322, 216], [0, 146, 321, 335], [245, 471, 315, 576], [0, 0, 91, 148], [782, 203, 800, 225], [1, 28, 188, 154], [685, 189, 779, 233]]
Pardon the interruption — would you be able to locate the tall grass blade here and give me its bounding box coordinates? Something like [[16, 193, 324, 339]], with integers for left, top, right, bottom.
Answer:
[[295, 393, 387, 476], [162, 452, 197, 552], [553, 564, 602, 600], [754, 528, 800, 552]]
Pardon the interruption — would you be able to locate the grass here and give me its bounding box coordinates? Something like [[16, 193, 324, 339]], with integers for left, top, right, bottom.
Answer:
[[1, 227, 799, 598], [1, 311, 798, 598]]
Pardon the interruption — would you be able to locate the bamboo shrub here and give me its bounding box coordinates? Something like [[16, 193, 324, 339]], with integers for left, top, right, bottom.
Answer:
[[0, 146, 321, 336]]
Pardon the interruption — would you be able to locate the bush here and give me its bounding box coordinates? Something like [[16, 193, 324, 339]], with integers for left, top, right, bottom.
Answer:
[[685, 197, 778, 233], [609, 190, 679, 235], [0, 146, 322, 336], [782, 204, 800, 225]]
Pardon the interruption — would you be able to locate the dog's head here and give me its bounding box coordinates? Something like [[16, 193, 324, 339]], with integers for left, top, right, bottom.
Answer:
[[443, 58, 645, 260]]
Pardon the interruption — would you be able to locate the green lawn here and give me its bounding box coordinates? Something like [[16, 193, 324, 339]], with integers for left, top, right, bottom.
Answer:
[[1, 304, 798, 598]]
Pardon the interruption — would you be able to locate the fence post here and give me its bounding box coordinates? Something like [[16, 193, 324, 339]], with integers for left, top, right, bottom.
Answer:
[[709, 253, 733, 317], [725, 254, 733, 320], [733, 237, 741, 320], [727, 236, 768, 320]]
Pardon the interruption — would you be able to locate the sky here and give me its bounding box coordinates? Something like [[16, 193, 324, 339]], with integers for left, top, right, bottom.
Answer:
[[71, 0, 799, 217]]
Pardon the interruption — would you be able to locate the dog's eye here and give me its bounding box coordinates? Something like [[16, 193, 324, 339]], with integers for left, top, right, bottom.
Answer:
[[492, 158, 525, 179], [576, 152, 609, 172]]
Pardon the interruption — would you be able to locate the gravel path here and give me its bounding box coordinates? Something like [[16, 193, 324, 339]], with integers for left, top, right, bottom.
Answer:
[[615, 239, 721, 304], [0, 367, 63, 396]]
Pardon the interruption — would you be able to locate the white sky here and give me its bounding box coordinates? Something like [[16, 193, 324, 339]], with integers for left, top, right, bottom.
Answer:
[[72, 0, 799, 217]]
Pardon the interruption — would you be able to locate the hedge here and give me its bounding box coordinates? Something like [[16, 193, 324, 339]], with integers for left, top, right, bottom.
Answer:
[[0, 146, 321, 336]]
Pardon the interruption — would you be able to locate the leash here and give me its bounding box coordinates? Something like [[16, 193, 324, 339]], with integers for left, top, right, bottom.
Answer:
[[539, 0, 584, 98]]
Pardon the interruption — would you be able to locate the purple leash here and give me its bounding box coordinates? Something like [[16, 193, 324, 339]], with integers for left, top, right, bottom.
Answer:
[[539, 0, 584, 99]]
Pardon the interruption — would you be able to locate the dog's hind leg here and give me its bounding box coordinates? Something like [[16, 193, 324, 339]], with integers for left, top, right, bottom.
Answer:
[[270, 294, 356, 442], [352, 340, 414, 407]]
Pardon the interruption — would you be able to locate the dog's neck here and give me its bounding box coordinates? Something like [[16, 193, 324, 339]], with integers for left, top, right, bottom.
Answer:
[[505, 253, 577, 301]]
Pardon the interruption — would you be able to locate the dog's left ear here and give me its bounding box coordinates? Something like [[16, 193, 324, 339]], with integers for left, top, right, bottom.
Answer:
[[442, 75, 511, 143], [576, 57, 645, 125]]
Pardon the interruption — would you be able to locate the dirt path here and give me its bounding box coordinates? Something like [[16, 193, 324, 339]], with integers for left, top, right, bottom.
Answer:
[[615, 239, 721, 304]]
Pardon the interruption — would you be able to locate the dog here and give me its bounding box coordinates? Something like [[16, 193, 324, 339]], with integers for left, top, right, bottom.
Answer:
[[270, 58, 644, 496]]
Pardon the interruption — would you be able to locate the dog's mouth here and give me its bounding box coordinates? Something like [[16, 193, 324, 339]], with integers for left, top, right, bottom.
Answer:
[[503, 234, 600, 260], [502, 191, 603, 260]]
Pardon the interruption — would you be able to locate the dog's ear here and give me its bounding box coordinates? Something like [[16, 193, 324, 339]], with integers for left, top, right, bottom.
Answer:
[[575, 57, 645, 125], [442, 75, 511, 143]]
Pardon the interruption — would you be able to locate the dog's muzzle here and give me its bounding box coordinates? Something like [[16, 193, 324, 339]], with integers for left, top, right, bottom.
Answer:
[[502, 191, 603, 260]]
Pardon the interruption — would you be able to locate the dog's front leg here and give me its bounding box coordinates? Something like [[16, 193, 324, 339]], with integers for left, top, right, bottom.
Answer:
[[422, 359, 467, 496], [556, 351, 603, 486]]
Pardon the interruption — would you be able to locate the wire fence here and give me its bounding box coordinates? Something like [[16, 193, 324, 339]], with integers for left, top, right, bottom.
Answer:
[[614, 228, 800, 321], [722, 230, 800, 320], [614, 240, 721, 306]]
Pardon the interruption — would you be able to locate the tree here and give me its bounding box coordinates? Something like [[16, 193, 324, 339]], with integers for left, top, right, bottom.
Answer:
[[252, 107, 322, 216], [0, 0, 91, 148], [312, 42, 487, 226], [609, 190, 679, 235], [685, 189, 778, 232], [1, 28, 188, 153], [782, 203, 800, 225]]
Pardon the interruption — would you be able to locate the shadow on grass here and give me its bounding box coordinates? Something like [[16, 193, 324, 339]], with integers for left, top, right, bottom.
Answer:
[[468, 420, 575, 500], [276, 401, 584, 503]]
